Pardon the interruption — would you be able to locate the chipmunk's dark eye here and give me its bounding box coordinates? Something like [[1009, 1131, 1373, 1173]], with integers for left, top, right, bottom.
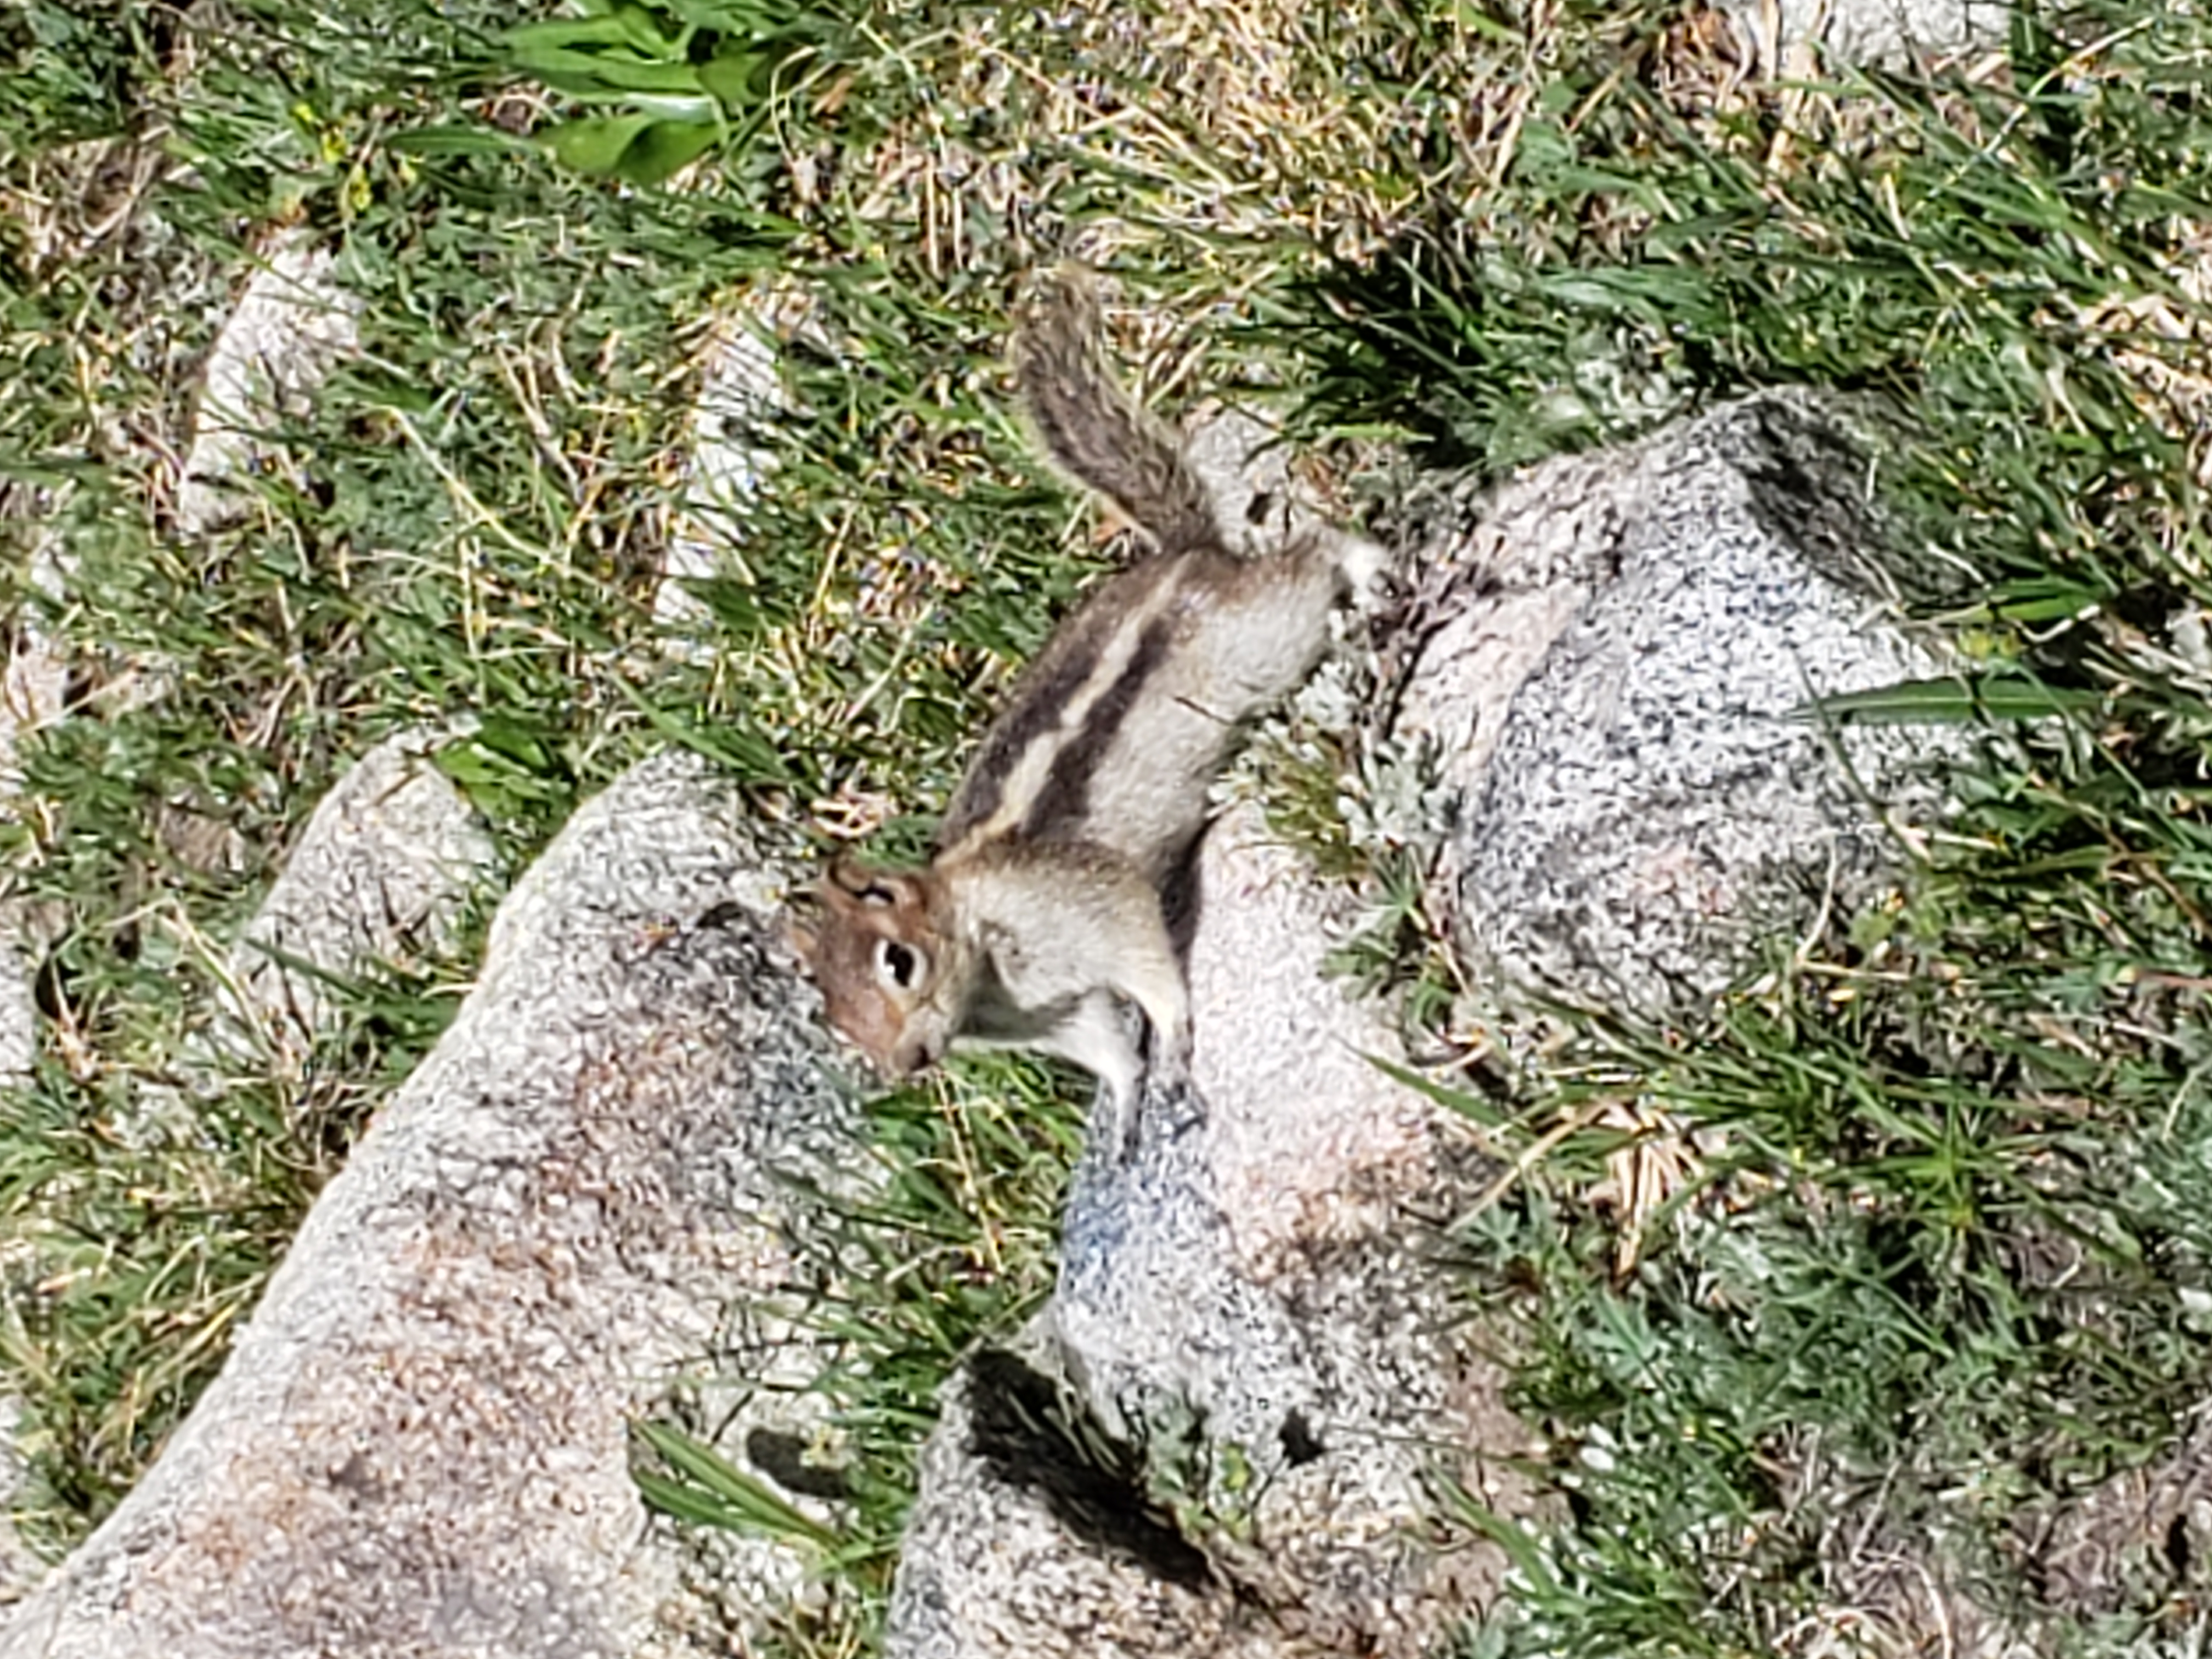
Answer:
[[876, 939, 922, 990]]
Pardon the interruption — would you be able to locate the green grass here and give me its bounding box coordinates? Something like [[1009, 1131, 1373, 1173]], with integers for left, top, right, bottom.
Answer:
[[8, 0, 2212, 1652], [1283, 2, 2212, 1650], [3, 0, 724, 1548], [0, 0, 1343, 1607]]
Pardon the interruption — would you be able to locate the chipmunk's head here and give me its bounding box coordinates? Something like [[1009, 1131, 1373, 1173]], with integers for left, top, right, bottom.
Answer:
[[788, 857, 960, 1079]]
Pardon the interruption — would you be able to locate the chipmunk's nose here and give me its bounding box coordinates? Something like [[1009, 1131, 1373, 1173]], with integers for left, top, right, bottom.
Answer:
[[893, 1035, 940, 1075]]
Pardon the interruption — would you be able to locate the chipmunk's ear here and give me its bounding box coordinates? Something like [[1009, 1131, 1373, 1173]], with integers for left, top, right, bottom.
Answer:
[[825, 856, 912, 910]]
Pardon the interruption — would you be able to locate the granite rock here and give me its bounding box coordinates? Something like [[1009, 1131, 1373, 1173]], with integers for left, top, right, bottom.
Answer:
[[0, 754, 865, 1659]]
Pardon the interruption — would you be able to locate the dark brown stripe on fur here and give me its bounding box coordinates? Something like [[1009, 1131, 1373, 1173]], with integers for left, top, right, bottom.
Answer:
[[1019, 616, 1173, 844], [935, 633, 1104, 853]]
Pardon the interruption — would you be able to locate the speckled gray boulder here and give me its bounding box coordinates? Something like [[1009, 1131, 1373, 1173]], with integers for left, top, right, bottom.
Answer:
[[1400, 393, 1957, 1023], [0, 753, 864, 1659], [175, 240, 361, 538], [1722, 0, 1996, 67], [0, 944, 34, 1087], [0, 1401, 40, 1610], [659, 311, 781, 637], [222, 728, 500, 1068]]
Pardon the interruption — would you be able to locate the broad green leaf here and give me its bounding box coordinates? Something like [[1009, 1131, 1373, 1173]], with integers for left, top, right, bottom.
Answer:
[[504, 15, 653, 54], [540, 114, 658, 176], [607, 0, 686, 54], [506, 2, 680, 55], [533, 106, 717, 182], [697, 47, 775, 108], [662, 0, 785, 32], [611, 117, 720, 184], [1985, 579, 2105, 624], [387, 124, 527, 158], [626, 92, 723, 125], [507, 46, 706, 98]]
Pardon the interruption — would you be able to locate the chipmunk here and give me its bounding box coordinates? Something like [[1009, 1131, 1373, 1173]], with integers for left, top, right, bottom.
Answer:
[[793, 273, 1379, 1139]]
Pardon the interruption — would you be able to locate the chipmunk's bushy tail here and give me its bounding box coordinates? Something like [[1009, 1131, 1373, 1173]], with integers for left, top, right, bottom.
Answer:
[[1015, 270, 1221, 555]]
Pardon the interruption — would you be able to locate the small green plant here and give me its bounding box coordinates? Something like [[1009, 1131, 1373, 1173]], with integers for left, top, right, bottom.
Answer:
[[496, 0, 858, 183], [631, 1418, 845, 1551]]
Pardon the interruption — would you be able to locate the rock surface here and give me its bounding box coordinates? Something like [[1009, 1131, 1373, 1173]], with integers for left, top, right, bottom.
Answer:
[[0, 754, 862, 1659], [222, 729, 500, 1068], [881, 392, 1958, 1656], [0, 372, 1968, 1654], [0, 230, 365, 1097], [1723, 0, 1997, 67], [1401, 393, 1957, 1025], [0, 375, 1969, 1655], [0, 1402, 40, 1610], [659, 309, 785, 636], [174, 240, 361, 538], [0, 945, 35, 1088]]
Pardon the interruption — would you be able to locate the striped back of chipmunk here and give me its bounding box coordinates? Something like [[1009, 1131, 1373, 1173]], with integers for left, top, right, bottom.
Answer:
[[934, 552, 1201, 877], [935, 269, 1359, 885]]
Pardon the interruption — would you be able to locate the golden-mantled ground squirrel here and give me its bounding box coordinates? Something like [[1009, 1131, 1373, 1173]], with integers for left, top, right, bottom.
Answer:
[[794, 273, 1379, 1138]]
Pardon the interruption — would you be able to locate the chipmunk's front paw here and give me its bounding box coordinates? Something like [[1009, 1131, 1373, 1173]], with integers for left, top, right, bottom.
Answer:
[[1145, 1011, 1194, 1085]]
